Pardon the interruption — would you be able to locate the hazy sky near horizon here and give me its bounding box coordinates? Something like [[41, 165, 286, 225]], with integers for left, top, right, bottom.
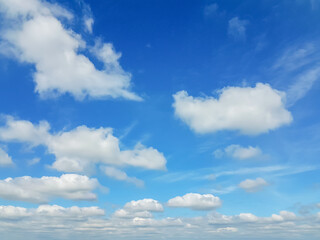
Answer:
[[0, 0, 320, 239]]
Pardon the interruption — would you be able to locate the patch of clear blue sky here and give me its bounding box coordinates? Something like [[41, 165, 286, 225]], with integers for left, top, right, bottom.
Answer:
[[0, 0, 320, 218]]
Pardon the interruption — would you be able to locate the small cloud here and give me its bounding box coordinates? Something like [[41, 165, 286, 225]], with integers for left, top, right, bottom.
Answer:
[[28, 157, 40, 166], [84, 17, 94, 33], [204, 3, 218, 16], [228, 17, 248, 41], [167, 193, 221, 210], [238, 177, 269, 192], [214, 145, 262, 160]]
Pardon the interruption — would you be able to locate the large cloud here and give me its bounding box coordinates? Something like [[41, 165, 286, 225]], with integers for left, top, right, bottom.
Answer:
[[0, 174, 99, 203], [0, 116, 167, 172], [173, 83, 293, 135], [167, 193, 221, 210], [0, 0, 141, 100]]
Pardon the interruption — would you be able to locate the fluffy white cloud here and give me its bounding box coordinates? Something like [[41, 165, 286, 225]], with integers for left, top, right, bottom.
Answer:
[[123, 199, 164, 212], [167, 193, 221, 210], [113, 198, 163, 219], [0, 205, 31, 219], [228, 17, 248, 41], [0, 117, 166, 172], [0, 0, 141, 100], [0, 205, 104, 219], [0, 174, 99, 203], [238, 177, 269, 192], [102, 166, 144, 187], [214, 144, 262, 160], [0, 147, 13, 166], [0, 116, 50, 146], [173, 83, 292, 135]]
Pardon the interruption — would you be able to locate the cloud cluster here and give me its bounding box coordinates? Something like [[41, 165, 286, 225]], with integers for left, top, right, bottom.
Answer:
[[0, 174, 99, 203], [0, 116, 167, 173], [167, 193, 222, 210], [0, 201, 316, 240], [173, 83, 292, 135], [0, 0, 141, 100]]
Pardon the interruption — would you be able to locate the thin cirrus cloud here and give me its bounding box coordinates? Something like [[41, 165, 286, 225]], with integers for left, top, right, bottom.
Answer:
[[167, 193, 222, 210], [173, 83, 293, 135], [0, 116, 167, 173], [0, 174, 99, 203], [238, 177, 269, 193], [214, 144, 262, 160], [0, 0, 141, 101], [228, 17, 248, 41], [272, 42, 320, 106]]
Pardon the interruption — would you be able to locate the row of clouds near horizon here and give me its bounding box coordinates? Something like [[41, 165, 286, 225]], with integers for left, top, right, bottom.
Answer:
[[0, 0, 320, 240]]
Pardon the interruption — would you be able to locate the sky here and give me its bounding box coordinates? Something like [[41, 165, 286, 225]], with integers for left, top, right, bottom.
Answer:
[[0, 0, 320, 239]]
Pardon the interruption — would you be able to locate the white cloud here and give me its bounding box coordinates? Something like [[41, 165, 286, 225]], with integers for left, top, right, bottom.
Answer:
[[286, 66, 320, 106], [27, 157, 40, 165], [0, 116, 50, 146], [272, 42, 320, 106], [0, 205, 31, 219], [238, 213, 259, 222], [35, 204, 105, 218], [0, 204, 104, 219], [228, 17, 248, 41], [214, 144, 262, 160], [123, 199, 164, 212], [0, 147, 13, 166], [113, 198, 163, 219], [238, 177, 268, 192], [167, 193, 221, 210], [0, 0, 141, 101], [102, 166, 144, 187], [173, 83, 292, 135], [0, 174, 99, 203], [84, 17, 94, 33], [0, 117, 167, 172]]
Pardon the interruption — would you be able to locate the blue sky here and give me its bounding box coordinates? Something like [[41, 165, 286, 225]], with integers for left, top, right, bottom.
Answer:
[[0, 0, 320, 239]]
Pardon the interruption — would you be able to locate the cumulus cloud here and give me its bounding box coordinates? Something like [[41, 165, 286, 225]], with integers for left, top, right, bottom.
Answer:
[[167, 193, 221, 210], [0, 147, 13, 166], [0, 116, 166, 172], [0, 174, 99, 203], [113, 198, 163, 219], [102, 166, 144, 187], [228, 17, 248, 41], [214, 144, 262, 160], [238, 177, 269, 192], [0, 203, 315, 240], [0, 0, 141, 100], [0, 204, 104, 219], [173, 83, 292, 135]]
